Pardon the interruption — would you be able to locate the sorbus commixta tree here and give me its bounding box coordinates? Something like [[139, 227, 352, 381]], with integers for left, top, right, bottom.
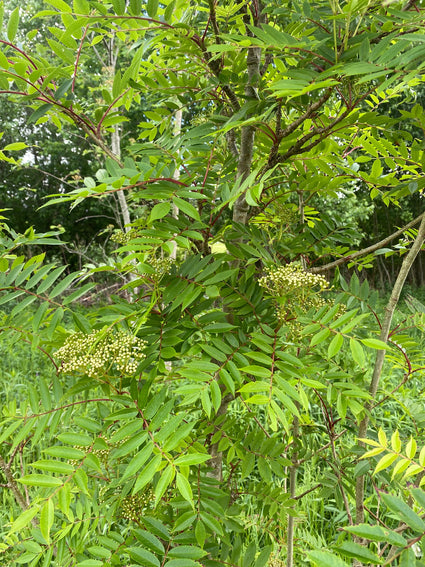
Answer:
[[1, 1, 425, 565]]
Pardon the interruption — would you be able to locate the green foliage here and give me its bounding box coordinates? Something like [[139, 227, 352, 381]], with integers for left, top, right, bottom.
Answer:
[[3, 1, 425, 566]]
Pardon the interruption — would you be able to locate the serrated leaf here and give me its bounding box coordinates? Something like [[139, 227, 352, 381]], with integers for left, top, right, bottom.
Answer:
[[172, 197, 200, 221], [335, 542, 382, 564], [345, 524, 406, 546], [155, 464, 175, 506], [361, 338, 390, 350], [391, 430, 401, 453], [374, 452, 398, 474], [328, 333, 343, 358], [40, 499, 54, 544], [310, 328, 330, 347], [122, 442, 154, 482], [134, 529, 164, 555], [378, 428, 387, 447], [176, 472, 193, 506], [7, 7, 19, 41], [149, 202, 170, 222], [174, 453, 210, 466], [406, 437, 417, 459], [127, 547, 160, 567], [308, 550, 349, 567], [133, 454, 162, 495], [167, 546, 207, 559], [350, 338, 365, 368], [382, 493, 425, 532], [18, 474, 62, 487], [9, 506, 40, 535]]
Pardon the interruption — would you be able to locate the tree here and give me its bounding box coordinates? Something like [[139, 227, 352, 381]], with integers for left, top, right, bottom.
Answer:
[[2, 0, 425, 565]]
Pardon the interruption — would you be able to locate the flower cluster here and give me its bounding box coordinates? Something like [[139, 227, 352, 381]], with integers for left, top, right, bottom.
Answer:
[[149, 255, 174, 281], [111, 228, 141, 245], [259, 263, 331, 337], [259, 263, 328, 298], [120, 489, 155, 521], [56, 328, 146, 378]]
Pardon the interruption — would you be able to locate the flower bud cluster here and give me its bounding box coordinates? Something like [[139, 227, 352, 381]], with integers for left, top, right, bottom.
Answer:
[[56, 328, 146, 378], [150, 256, 173, 281], [120, 489, 154, 521], [111, 228, 140, 245], [259, 263, 328, 298], [259, 263, 330, 337]]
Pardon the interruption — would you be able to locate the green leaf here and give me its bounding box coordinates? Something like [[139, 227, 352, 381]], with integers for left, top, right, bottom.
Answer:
[[167, 546, 207, 559], [350, 338, 365, 368], [328, 333, 343, 358], [374, 453, 398, 474], [361, 338, 390, 350], [308, 550, 349, 567], [172, 197, 200, 221], [240, 365, 271, 378], [310, 328, 330, 347], [27, 104, 53, 125], [3, 142, 28, 151], [391, 430, 401, 453], [134, 529, 165, 555], [154, 464, 175, 506], [37, 265, 67, 294], [176, 472, 193, 506], [40, 499, 54, 544], [18, 474, 63, 487], [345, 524, 407, 547], [382, 493, 425, 532], [133, 454, 162, 495], [163, 561, 201, 567], [32, 301, 50, 332], [32, 460, 74, 474], [45, 0, 72, 11], [254, 546, 273, 567], [57, 432, 92, 446], [9, 506, 40, 535], [146, 0, 159, 18], [112, 0, 126, 15], [7, 7, 19, 41], [121, 442, 154, 482], [406, 437, 417, 459], [174, 453, 210, 466], [335, 542, 382, 564], [49, 272, 79, 298], [149, 202, 170, 223], [127, 547, 160, 567]]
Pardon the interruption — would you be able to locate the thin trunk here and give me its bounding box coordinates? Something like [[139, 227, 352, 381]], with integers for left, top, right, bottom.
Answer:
[[111, 127, 131, 230], [208, 3, 263, 482], [170, 108, 182, 261], [355, 213, 425, 540], [286, 413, 299, 567]]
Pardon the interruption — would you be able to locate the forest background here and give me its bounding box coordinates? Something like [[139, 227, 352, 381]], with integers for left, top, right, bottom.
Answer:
[[3, 0, 425, 566]]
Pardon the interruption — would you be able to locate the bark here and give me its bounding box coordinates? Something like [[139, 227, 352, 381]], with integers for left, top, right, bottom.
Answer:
[[286, 414, 299, 567], [170, 108, 182, 261], [209, 3, 263, 482], [354, 212, 425, 555], [111, 127, 131, 230]]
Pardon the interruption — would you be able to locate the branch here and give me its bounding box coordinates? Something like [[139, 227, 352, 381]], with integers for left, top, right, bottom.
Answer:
[[0, 454, 37, 524], [310, 212, 425, 273]]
